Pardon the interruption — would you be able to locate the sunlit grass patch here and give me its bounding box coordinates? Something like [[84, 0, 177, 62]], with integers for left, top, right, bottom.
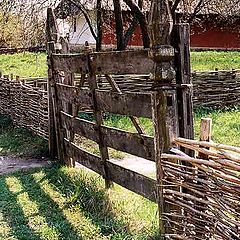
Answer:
[[194, 107, 240, 146], [0, 52, 47, 78], [191, 51, 240, 71], [0, 166, 159, 240]]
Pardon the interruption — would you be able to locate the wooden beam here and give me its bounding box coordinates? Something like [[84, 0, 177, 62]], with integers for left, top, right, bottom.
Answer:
[[95, 90, 152, 118], [91, 49, 154, 74], [56, 85, 152, 118], [64, 139, 157, 202], [55, 83, 93, 109], [61, 112, 155, 161], [52, 50, 157, 75], [52, 53, 88, 73]]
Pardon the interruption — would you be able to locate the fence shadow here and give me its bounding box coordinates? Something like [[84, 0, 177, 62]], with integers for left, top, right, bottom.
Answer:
[[0, 177, 43, 240], [42, 165, 159, 239], [0, 166, 159, 239]]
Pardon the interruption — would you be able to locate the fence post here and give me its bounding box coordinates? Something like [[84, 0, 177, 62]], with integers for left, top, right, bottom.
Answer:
[[148, 1, 180, 237], [196, 118, 212, 238], [172, 24, 194, 153], [46, 8, 58, 159]]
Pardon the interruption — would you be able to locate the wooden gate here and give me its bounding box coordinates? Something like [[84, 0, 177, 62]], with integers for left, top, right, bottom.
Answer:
[[46, 3, 194, 238]]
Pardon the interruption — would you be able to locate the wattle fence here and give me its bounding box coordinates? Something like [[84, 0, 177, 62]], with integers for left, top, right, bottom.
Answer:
[[0, 75, 48, 139], [0, 69, 239, 140], [193, 69, 240, 108]]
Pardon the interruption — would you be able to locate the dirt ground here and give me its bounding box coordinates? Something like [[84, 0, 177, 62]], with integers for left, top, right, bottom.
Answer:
[[0, 156, 52, 175], [0, 155, 156, 176]]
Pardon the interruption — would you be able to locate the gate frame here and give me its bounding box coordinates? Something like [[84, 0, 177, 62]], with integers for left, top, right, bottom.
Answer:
[[46, 2, 194, 237]]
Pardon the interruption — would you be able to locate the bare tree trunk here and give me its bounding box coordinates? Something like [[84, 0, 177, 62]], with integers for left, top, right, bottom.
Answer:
[[96, 0, 102, 51], [123, 0, 150, 48], [113, 0, 125, 50]]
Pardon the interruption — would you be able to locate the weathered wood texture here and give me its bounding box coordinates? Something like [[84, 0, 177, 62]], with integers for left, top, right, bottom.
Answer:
[[165, 134, 240, 239], [172, 24, 194, 143], [55, 83, 152, 118], [64, 139, 157, 202], [193, 69, 240, 108], [61, 112, 155, 160], [0, 76, 48, 139], [52, 50, 155, 75]]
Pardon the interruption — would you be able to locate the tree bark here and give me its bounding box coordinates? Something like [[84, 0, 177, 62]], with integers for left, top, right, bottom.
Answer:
[[123, 0, 150, 48], [96, 0, 102, 51], [113, 0, 125, 50]]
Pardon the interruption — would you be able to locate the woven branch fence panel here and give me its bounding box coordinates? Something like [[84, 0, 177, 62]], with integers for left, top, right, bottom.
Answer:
[[193, 69, 240, 108], [0, 75, 48, 139], [0, 69, 239, 141], [163, 137, 240, 239]]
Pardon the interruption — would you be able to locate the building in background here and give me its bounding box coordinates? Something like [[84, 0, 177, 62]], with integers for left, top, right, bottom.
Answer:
[[54, 0, 240, 50]]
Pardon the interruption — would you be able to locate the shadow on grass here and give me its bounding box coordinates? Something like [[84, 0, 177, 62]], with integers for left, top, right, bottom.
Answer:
[[42, 165, 133, 238], [16, 170, 83, 240], [0, 177, 42, 240], [0, 165, 159, 239], [42, 165, 159, 239]]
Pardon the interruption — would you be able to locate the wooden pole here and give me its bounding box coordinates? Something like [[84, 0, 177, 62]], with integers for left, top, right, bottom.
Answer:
[[148, 0, 179, 237], [46, 8, 59, 159], [195, 118, 212, 238], [172, 24, 194, 148], [85, 42, 112, 189]]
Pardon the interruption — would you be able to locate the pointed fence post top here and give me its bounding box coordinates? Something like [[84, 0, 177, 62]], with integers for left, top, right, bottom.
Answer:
[[148, 0, 173, 47], [148, 0, 175, 81]]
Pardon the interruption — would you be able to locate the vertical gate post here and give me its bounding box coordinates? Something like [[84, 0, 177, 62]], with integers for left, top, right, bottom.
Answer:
[[148, 0, 180, 237], [172, 24, 194, 147], [46, 8, 59, 159]]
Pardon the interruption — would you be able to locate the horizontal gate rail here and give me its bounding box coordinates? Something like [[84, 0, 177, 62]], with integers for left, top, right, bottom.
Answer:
[[64, 139, 157, 202], [56, 83, 153, 118], [61, 112, 155, 161]]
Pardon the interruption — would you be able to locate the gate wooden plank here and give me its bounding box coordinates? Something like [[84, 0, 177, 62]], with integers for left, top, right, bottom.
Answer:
[[56, 86, 152, 118], [52, 50, 155, 75], [106, 161, 157, 202], [102, 126, 154, 161], [61, 112, 155, 160], [55, 83, 93, 109], [96, 90, 152, 118], [52, 53, 88, 73], [90, 50, 154, 75], [64, 139, 157, 202], [64, 139, 103, 175]]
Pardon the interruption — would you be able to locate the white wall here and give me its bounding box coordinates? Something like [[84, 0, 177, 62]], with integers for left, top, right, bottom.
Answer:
[[69, 16, 96, 45]]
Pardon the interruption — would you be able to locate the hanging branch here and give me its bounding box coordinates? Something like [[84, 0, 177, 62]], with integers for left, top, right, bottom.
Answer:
[[68, 0, 97, 40]]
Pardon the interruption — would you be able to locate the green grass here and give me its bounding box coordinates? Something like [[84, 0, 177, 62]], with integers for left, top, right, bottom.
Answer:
[[0, 52, 47, 78], [0, 51, 239, 78], [0, 165, 158, 240], [190, 51, 240, 71], [0, 115, 48, 157], [194, 107, 240, 146]]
